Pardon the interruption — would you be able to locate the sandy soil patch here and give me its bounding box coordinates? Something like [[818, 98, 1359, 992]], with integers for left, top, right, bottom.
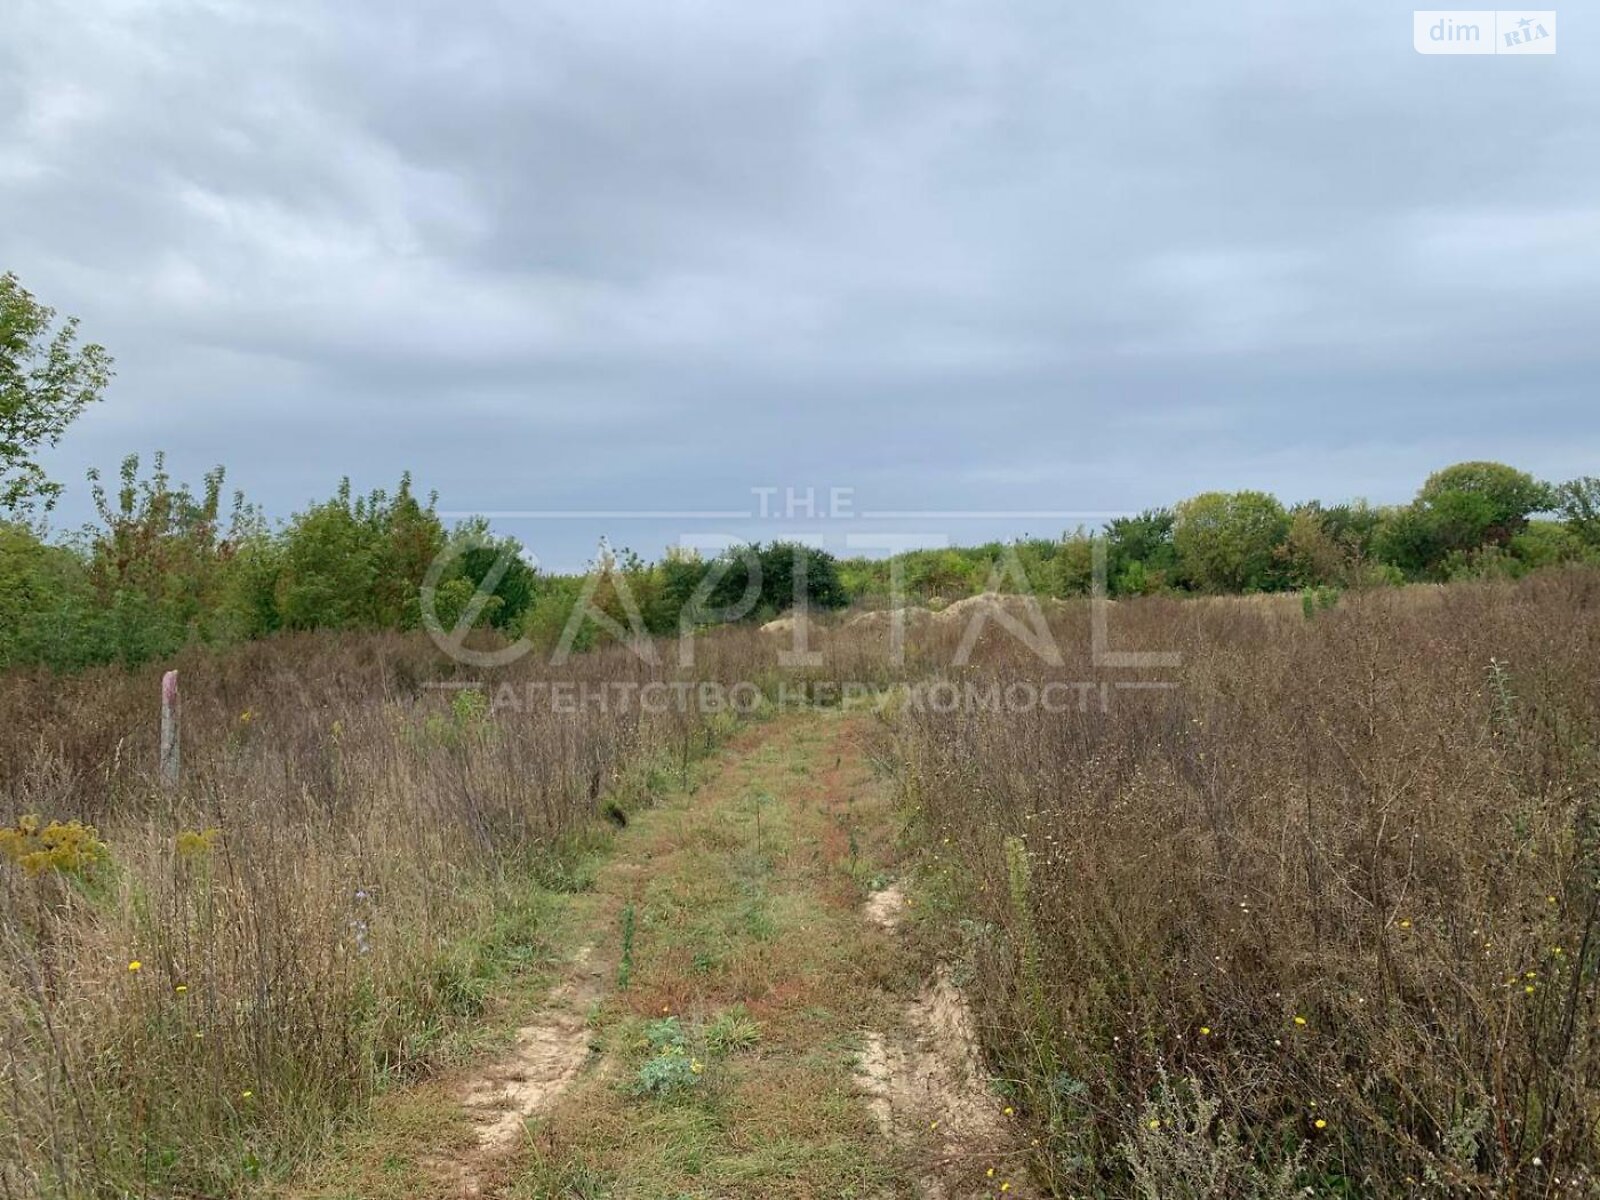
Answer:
[[863, 883, 907, 932], [857, 887, 1035, 1197], [435, 945, 606, 1196]]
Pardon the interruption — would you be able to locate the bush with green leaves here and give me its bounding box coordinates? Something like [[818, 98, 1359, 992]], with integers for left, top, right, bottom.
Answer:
[[1105, 509, 1178, 594], [1554, 476, 1600, 547], [276, 474, 445, 631], [1172, 491, 1290, 593], [628, 1017, 704, 1097]]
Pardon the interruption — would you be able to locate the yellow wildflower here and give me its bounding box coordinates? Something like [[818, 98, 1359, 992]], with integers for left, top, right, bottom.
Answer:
[[128, 960, 142, 973], [176, 828, 221, 859], [1, 816, 109, 876]]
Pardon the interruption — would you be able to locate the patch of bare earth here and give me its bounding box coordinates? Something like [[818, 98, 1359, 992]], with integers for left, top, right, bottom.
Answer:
[[857, 886, 1035, 1198], [863, 882, 907, 932], [431, 945, 607, 1198]]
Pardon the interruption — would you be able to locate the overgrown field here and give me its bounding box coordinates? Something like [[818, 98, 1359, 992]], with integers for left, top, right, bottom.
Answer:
[[6, 568, 1600, 1198], [894, 569, 1600, 1195], [0, 630, 779, 1198]]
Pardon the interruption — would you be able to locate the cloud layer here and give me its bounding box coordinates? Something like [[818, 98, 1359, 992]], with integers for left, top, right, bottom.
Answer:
[[3, 0, 1594, 566]]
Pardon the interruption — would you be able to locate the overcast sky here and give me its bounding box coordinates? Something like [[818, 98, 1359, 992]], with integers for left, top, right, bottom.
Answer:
[[2, 0, 1593, 569]]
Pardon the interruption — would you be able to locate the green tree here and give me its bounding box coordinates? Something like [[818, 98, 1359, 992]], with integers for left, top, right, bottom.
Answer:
[[84, 453, 241, 662], [708, 542, 847, 617], [1510, 520, 1589, 570], [1372, 503, 1440, 578], [215, 519, 284, 641], [368, 474, 446, 629], [1280, 500, 1382, 587], [1172, 491, 1290, 593], [760, 542, 847, 613], [275, 476, 445, 631], [901, 548, 985, 601], [1010, 537, 1066, 597], [1104, 509, 1177, 594], [648, 547, 712, 634], [1418, 461, 1551, 546], [275, 480, 379, 630], [1280, 505, 1344, 588], [1, 273, 113, 514], [448, 519, 538, 632], [0, 521, 108, 670], [1553, 477, 1600, 547], [522, 575, 592, 654], [1318, 500, 1383, 555], [1051, 532, 1096, 596], [1374, 462, 1552, 579]]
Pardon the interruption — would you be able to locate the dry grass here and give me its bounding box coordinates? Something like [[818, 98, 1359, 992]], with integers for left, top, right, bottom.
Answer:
[[9, 569, 1600, 1197], [0, 630, 764, 1198], [894, 568, 1600, 1194]]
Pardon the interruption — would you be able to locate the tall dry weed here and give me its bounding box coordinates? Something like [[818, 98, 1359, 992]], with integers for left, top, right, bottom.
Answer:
[[0, 628, 769, 1197], [897, 570, 1600, 1194]]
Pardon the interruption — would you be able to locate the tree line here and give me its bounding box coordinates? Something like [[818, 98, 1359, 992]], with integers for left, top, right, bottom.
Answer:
[[844, 462, 1600, 606], [3, 270, 1597, 673]]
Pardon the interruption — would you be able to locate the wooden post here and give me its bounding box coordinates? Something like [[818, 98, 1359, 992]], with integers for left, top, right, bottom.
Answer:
[[160, 670, 180, 789]]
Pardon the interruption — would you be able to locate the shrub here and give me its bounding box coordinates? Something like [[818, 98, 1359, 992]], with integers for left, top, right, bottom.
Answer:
[[1121, 1071, 1304, 1200], [1172, 491, 1290, 593], [630, 1044, 703, 1097]]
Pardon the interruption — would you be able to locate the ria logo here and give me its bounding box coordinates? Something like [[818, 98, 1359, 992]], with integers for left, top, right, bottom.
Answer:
[[1502, 12, 1554, 46], [1414, 10, 1556, 54]]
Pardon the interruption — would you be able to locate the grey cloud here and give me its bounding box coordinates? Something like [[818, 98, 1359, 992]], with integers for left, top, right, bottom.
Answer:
[[1, 0, 1594, 568]]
